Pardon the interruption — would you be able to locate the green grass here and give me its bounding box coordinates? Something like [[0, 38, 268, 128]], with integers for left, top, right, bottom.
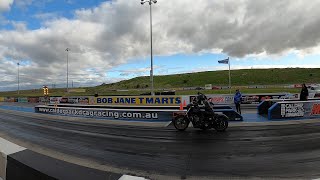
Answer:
[[99, 68, 320, 90], [177, 88, 301, 95], [0, 68, 317, 97]]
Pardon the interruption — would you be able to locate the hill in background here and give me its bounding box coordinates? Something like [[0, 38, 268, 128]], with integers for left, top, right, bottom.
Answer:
[[1, 68, 319, 96], [96, 68, 320, 90]]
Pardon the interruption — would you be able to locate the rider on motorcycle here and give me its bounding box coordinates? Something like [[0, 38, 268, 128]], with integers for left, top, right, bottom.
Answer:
[[172, 92, 229, 131], [194, 92, 214, 117]]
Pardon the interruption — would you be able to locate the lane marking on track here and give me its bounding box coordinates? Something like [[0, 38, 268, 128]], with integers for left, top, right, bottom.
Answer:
[[165, 121, 172, 127], [0, 137, 26, 155], [118, 175, 149, 180]]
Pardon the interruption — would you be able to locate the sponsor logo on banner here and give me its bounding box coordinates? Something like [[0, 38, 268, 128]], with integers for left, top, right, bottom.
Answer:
[[50, 97, 62, 104], [53, 97, 90, 104], [37, 107, 159, 120], [18, 97, 28, 103], [281, 103, 304, 118], [28, 97, 39, 103], [95, 96, 182, 106], [311, 104, 320, 116], [189, 95, 233, 104], [5, 97, 15, 102], [209, 97, 225, 103]]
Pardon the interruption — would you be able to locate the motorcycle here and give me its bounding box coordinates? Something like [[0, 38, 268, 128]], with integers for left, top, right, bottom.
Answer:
[[172, 92, 229, 131]]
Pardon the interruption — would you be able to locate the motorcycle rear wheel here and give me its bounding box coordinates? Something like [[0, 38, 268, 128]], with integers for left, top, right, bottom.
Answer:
[[173, 115, 190, 131], [214, 114, 229, 132]]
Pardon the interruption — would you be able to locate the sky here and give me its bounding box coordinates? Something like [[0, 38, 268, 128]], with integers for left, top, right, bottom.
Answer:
[[0, 0, 320, 91]]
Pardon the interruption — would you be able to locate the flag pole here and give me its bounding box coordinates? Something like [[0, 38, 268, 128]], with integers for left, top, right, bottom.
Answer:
[[228, 57, 231, 94]]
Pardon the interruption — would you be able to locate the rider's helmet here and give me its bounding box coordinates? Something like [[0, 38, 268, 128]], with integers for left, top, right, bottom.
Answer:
[[197, 92, 207, 104]]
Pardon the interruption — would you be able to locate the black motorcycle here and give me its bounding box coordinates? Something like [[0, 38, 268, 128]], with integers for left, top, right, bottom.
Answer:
[[173, 93, 229, 131]]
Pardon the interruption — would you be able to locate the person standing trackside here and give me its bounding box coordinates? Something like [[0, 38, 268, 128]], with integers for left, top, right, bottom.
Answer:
[[234, 89, 242, 114], [300, 83, 309, 101]]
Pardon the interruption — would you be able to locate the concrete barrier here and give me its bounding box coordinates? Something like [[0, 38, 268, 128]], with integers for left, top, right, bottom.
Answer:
[[35, 104, 243, 121], [268, 100, 320, 120], [258, 98, 320, 116], [0, 138, 26, 180], [0, 137, 147, 180]]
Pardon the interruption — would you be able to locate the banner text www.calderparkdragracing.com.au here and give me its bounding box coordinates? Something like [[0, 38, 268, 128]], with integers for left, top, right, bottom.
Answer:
[[38, 107, 159, 119]]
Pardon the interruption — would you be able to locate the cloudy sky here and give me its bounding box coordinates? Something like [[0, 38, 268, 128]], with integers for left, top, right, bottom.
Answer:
[[0, 0, 320, 91]]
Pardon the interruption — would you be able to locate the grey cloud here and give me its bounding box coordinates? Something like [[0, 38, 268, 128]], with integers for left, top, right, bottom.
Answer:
[[33, 12, 60, 21], [13, 0, 33, 9], [1, 0, 320, 90], [0, 0, 14, 12]]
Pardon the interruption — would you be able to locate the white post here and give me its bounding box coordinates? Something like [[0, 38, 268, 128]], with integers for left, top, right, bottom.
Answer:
[[17, 62, 20, 95], [65, 48, 70, 93], [149, 2, 154, 96], [228, 57, 231, 94], [141, 0, 156, 96]]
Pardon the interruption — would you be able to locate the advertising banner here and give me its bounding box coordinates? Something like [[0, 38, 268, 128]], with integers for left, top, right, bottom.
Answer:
[[50, 97, 90, 104], [28, 97, 39, 103], [17, 97, 28, 103], [280, 103, 305, 118], [4, 97, 15, 102], [311, 103, 320, 116], [94, 96, 182, 106], [35, 106, 175, 122], [268, 100, 320, 120], [76, 97, 90, 104], [50, 97, 62, 104], [189, 93, 293, 105], [189, 95, 233, 104], [241, 93, 293, 104], [39, 97, 49, 103]]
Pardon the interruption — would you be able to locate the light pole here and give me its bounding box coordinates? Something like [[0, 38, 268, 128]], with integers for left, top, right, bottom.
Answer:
[[17, 62, 20, 95], [65, 48, 70, 93], [141, 0, 157, 96]]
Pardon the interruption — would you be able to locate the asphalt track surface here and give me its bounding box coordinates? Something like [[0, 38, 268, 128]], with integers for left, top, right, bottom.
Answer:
[[1, 110, 320, 179]]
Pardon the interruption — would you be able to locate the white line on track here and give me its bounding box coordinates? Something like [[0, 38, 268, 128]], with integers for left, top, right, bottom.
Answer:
[[0, 137, 26, 155], [118, 175, 149, 180]]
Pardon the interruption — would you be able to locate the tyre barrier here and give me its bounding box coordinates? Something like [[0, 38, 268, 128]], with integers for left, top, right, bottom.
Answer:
[[35, 104, 243, 121], [0, 137, 147, 180]]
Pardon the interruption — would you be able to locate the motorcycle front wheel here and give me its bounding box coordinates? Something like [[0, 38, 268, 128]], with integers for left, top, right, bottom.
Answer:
[[173, 115, 190, 131], [214, 114, 229, 132]]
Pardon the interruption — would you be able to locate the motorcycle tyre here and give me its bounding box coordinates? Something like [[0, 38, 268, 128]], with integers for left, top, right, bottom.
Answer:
[[214, 114, 229, 132], [173, 115, 190, 131]]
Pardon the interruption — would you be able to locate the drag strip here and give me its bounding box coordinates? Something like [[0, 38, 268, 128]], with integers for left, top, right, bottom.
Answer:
[[0, 111, 320, 179]]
